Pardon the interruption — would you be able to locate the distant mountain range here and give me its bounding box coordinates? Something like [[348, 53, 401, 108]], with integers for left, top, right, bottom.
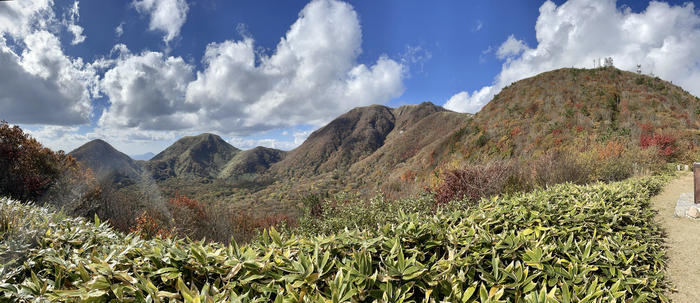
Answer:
[[130, 152, 155, 161], [69, 67, 700, 214]]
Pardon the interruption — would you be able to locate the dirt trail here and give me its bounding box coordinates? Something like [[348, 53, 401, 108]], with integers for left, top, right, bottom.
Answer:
[[651, 172, 700, 302]]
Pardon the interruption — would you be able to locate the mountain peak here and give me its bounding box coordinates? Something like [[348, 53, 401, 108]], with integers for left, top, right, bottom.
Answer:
[[69, 139, 141, 185], [148, 133, 240, 180]]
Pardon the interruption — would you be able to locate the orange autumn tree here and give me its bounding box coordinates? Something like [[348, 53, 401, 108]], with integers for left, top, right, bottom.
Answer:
[[168, 191, 207, 236], [130, 210, 175, 239], [0, 121, 99, 208]]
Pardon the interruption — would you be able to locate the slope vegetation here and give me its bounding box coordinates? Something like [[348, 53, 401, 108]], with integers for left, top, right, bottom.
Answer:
[[0, 177, 670, 301], [455, 67, 698, 161], [69, 139, 142, 187], [218, 146, 286, 179], [147, 133, 240, 180]]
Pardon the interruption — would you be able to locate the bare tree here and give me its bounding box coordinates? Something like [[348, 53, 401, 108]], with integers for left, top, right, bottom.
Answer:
[[604, 57, 614, 67]]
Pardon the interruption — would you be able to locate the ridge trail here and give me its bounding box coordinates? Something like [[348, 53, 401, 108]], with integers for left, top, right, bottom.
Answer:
[[651, 172, 700, 302]]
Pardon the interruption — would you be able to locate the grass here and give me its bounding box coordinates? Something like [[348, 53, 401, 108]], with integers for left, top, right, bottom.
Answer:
[[0, 176, 670, 302]]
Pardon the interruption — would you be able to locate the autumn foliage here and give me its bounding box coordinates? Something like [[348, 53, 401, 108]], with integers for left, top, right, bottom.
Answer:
[[640, 132, 677, 158], [130, 211, 174, 239], [0, 121, 98, 207]]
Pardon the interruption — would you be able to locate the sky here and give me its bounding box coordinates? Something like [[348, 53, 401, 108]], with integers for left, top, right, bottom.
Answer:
[[1, 0, 699, 157]]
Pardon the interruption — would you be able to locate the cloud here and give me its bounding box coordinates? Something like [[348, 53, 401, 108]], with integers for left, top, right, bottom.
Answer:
[[98, 46, 196, 130], [227, 137, 295, 150], [63, 1, 85, 45], [100, 0, 404, 136], [472, 20, 483, 32], [115, 22, 124, 37], [445, 0, 700, 113], [132, 0, 189, 44], [226, 130, 312, 150], [0, 0, 97, 126], [0, 0, 53, 38], [443, 86, 494, 114], [23, 125, 85, 152], [187, 0, 404, 134], [293, 130, 311, 146], [496, 35, 528, 59], [24, 123, 184, 154]]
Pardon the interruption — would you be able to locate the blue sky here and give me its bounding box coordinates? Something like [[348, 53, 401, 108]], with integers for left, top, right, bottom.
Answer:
[[1, 0, 699, 156]]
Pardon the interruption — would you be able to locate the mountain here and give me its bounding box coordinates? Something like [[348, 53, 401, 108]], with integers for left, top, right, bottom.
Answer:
[[54, 66, 700, 245], [65, 67, 700, 216], [271, 102, 450, 177], [131, 152, 155, 161], [348, 108, 471, 194], [147, 133, 240, 180], [218, 146, 286, 179], [267, 67, 699, 199], [445, 67, 699, 161], [272, 105, 395, 177], [69, 139, 142, 186], [357, 68, 697, 195]]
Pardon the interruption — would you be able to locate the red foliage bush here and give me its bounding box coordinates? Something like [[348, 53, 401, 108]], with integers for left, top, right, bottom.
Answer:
[[1, 121, 65, 201], [510, 126, 522, 137], [640, 133, 677, 157], [638, 122, 654, 133], [551, 129, 563, 136]]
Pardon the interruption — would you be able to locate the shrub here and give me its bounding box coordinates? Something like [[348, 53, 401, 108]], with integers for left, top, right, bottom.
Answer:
[[228, 208, 296, 243], [429, 161, 519, 205], [293, 192, 435, 236], [0, 121, 99, 210], [641, 132, 677, 158], [0, 178, 671, 302], [0, 121, 68, 201], [167, 191, 207, 238], [130, 210, 174, 239], [300, 192, 328, 218], [529, 150, 595, 187], [476, 133, 488, 146]]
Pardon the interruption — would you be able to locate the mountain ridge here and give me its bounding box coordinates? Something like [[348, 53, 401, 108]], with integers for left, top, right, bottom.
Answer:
[[69, 67, 700, 218]]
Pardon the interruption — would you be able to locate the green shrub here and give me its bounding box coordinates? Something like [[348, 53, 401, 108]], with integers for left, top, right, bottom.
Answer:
[[293, 192, 435, 236], [0, 177, 670, 302]]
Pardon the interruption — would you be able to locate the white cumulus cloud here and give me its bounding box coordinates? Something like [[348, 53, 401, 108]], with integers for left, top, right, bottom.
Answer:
[[443, 86, 494, 114], [0, 0, 53, 38], [98, 46, 196, 130], [186, 0, 404, 134], [132, 0, 189, 44], [445, 0, 700, 113], [100, 0, 405, 137], [0, 0, 96, 125], [496, 35, 528, 59]]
